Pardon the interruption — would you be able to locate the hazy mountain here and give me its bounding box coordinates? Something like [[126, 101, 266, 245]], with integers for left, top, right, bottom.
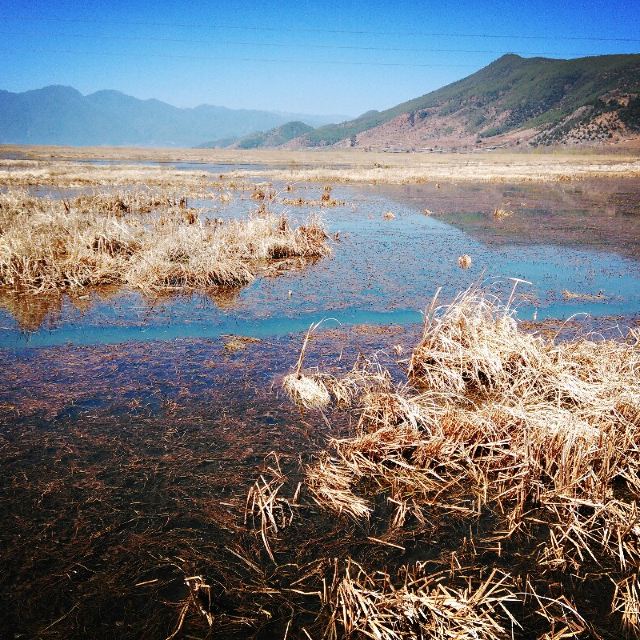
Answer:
[[289, 54, 640, 150], [232, 121, 315, 149], [0, 86, 347, 147]]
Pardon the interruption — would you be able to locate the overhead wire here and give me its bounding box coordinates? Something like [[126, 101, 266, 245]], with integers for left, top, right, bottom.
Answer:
[[3, 15, 640, 42], [0, 28, 626, 58]]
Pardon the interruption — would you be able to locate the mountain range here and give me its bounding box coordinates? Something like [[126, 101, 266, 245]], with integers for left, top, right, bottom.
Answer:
[[287, 53, 640, 150], [0, 86, 345, 147], [1, 53, 639, 149]]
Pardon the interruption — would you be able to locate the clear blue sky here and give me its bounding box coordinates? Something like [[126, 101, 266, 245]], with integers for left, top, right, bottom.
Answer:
[[1, 0, 639, 116]]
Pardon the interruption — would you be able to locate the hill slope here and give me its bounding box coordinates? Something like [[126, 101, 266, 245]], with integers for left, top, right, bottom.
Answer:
[[233, 121, 315, 149], [290, 54, 640, 150], [0, 86, 342, 147]]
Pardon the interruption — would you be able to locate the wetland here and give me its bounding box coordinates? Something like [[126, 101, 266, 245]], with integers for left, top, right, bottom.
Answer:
[[1, 149, 639, 639]]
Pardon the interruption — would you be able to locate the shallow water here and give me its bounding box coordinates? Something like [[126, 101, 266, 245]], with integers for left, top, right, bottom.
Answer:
[[2, 175, 639, 638], [0, 328, 418, 639], [1, 180, 639, 349]]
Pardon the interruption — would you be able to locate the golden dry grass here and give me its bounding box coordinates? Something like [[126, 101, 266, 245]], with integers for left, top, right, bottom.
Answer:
[[323, 561, 517, 640], [281, 285, 640, 637], [0, 189, 330, 294], [458, 253, 472, 269], [493, 206, 513, 219], [2, 148, 640, 187]]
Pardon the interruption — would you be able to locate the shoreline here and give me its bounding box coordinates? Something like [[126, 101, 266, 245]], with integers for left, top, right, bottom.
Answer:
[[1, 145, 640, 185]]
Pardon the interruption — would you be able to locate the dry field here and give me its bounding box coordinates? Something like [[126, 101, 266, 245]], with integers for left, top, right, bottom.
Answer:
[[2, 145, 640, 185]]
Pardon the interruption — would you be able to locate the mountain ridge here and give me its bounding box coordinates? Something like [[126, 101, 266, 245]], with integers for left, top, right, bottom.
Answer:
[[287, 53, 640, 150], [0, 85, 346, 147]]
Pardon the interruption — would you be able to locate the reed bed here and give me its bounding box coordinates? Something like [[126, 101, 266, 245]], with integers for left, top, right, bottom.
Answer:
[[224, 159, 640, 185], [4, 153, 640, 190], [0, 159, 253, 191], [281, 285, 640, 637], [0, 189, 330, 294]]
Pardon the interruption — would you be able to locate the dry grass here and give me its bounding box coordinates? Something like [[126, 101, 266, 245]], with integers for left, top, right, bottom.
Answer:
[[493, 206, 513, 219], [3, 149, 640, 188], [322, 561, 517, 640], [283, 284, 640, 636], [562, 289, 606, 301], [222, 335, 262, 353], [245, 453, 300, 562], [0, 189, 330, 294], [0, 158, 254, 191], [458, 254, 472, 269]]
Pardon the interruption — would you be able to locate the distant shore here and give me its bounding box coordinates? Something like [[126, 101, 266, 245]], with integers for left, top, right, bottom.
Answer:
[[1, 144, 640, 184]]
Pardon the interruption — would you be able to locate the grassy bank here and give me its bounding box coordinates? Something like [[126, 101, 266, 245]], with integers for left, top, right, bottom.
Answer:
[[2, 147, 640, 186]]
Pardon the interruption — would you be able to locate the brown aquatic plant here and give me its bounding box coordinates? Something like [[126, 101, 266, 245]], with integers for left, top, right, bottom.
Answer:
[[0, 189, 330, 295], [458, 253, 472, 269], [245, 453, 300, 562]]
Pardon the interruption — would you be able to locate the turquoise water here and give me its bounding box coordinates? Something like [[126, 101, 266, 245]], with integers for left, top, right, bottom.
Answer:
[[1, 182, 639, 349]]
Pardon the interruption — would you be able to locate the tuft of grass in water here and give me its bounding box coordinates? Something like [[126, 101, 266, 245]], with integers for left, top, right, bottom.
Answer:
[[222, 335, 262, 353], [493, 206, 513, 219], [458, 253, 472, 269], [0, 190, 330, 295], [562, 288, 606, 301], [281, 284, 640, 637]]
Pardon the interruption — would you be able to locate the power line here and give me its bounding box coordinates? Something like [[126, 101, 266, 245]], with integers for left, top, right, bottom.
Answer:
[[0, 47, 479, 68], [0, 29, 621, 58], [3, 15, 640, 43]]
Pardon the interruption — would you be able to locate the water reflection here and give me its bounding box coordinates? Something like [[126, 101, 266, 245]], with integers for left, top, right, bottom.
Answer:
[[1, 180, 640, 347]]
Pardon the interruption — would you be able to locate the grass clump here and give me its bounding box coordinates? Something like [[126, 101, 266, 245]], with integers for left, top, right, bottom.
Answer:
[[323, 561, 517, 640], [458, 253, 472, 269], [0, 190, 330, 295], [282, 284, 640, 637], [493, 206, 513, 219]]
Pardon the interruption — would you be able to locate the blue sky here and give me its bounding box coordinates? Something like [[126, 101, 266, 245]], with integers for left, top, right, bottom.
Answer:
[[1, 0, 639, 116]]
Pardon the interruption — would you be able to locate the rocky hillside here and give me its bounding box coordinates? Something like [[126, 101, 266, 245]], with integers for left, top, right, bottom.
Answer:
[[289, 54, 640, 150]]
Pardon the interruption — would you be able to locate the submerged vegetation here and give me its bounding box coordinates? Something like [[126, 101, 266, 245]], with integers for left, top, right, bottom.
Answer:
[[2, 147, 640, 638], [277, 285, 640, 638], [0, 190, 330, 295]]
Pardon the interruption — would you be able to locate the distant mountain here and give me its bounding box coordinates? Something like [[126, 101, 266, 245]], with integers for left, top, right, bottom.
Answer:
[[289, 54, 640, 150], [196, 121, 316, 149], [0, 86, 346, 147], [232, 121, 315, 149]]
